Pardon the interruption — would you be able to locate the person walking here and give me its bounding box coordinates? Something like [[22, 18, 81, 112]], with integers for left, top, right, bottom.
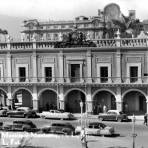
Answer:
[[144, 113, 147, 126]]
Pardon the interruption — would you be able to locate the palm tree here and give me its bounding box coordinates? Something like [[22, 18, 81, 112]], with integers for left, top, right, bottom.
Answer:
[[112, 14, 143, 38]]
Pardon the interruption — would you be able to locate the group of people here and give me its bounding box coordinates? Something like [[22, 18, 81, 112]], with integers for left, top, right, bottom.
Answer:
[[94, 104, 108, 114]]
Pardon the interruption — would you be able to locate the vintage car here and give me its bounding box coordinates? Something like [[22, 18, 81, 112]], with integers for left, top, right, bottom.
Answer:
[[3, 120, 38, 132], [75, 122, 114, 136], [7, 107, 37, 118], [98, 110, 129, 122], [0, 107, 9, 117], [41, 122, 75, 135], [39, 109, 75, 120]]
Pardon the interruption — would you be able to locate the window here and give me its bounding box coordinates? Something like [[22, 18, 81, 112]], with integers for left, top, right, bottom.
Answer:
[[45, 67, 52, 82], [19, 67, 26, 82], [71, 64, 80, 82], [54, 25, 58, 29], [61, 25, 65, 29], [130, 66, 138, 82], [100, 67, 108, 83]]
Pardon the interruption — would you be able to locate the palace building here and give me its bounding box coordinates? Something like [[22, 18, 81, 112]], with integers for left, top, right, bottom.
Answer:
[[0, 3, 148, 115]]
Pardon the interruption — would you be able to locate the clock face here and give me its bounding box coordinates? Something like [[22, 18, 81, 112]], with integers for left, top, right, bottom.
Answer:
[[104, 3, 121, 22]]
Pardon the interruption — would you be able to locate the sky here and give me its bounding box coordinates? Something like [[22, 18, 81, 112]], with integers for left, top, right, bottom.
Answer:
[[0, 0, 148, 21]]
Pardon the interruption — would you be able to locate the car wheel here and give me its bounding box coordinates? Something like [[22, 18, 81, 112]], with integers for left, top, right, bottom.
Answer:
[[99, 117, 103, 121], [8, 114, 11, 118], [117, 118, 122, 122], [41, 115, 46, 119]]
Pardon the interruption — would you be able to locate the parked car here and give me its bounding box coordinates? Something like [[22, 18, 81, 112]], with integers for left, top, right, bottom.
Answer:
[[0, 107, 9, 117], [3, 120, 38, 132], [7, 107, 37, 118], [41, 122, 75, 135], [98, 110, 129, 122], [39, 109, 75, 120], [75, 122, 114, 136]]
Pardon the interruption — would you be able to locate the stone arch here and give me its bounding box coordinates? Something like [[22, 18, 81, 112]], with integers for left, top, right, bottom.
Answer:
[[12, 87, 33, 109], [64, 88, 86, 99], [38, 88, 58, 111], [92, 89, 116, 114], [38, 88, 57, 98], [12, 87, 33, 98], [64, 88, 86, 113], [122, 89, 147, 114], [122, 89, 147, 99]]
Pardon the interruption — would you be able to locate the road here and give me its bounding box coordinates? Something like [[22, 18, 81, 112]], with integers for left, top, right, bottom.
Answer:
[[0, 117, 148, 148]]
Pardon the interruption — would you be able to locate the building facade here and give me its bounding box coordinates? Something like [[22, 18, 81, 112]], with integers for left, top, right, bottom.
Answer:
[[0, 33, 148, 115]]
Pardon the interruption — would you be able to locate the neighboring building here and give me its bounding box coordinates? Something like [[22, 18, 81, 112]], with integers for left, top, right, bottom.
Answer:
[[21, 15, 104, 41]]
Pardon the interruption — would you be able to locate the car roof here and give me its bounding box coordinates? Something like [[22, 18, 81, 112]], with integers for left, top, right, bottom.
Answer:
[[108, 110, 120, 113], [17, 107, 30, 110]]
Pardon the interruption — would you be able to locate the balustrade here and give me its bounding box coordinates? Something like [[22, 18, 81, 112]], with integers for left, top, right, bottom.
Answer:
[[0, 38, 147, 49], [36, 41, 55, 49], [96, 39, 116, 47], [10, 42, 33, 49]]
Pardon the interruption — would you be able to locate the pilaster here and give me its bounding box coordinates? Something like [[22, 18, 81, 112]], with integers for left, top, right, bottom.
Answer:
[[116, 49, 121, 83], [32, 52, 37, 82], [86, 50, 92, 83], [6, 52, 12, 82], [58, 51, 64, 83]]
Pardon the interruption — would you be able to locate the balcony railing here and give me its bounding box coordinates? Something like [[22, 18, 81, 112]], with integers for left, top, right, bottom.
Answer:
[[0, 76, 147, 85], [1, 37, 148, 50]]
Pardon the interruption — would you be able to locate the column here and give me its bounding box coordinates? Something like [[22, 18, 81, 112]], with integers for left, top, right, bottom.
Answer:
[[58, 85, 64, 110], [146, 97, 148, 114], [115, 87, 122, 112], [86, 50, 92, 83], [6, 52, 12, 82], [32, 85, 38, 111], [86, 86, 93, 114], [7, 86, 12, 109], [116, 49, 121, 83], [66, 63, 70, 83], [32, 52, 37, 82], [58, 51, 64, 83]]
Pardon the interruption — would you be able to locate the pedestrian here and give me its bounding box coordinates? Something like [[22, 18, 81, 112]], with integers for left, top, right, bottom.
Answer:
[[144, 113, 147, 126], [103, 105, 107, 113]]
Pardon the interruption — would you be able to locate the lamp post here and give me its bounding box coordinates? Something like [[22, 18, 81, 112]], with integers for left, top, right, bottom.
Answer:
[[80, 101, 83, 128], [132, 114, 137, 148], [80, 101, 88, 148]]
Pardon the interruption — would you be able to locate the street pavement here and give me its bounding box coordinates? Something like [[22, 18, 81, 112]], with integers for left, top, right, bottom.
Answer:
[[0, 114, 147, 148]]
